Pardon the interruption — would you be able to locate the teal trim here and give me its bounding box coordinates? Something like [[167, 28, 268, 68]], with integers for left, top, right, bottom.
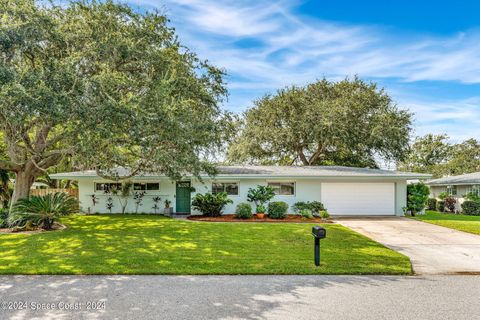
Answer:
[[176, 181, 191, 214]]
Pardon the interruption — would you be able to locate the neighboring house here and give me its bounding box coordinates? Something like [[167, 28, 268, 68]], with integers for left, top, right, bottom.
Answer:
[[49, 166, 429, 216], [426, 172, 480, 210], [9, 179, 49, 189]]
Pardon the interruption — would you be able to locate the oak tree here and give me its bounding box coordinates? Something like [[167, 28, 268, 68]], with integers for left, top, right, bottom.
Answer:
[[0, 0, 232, 204], [228, 78, 412, 167]]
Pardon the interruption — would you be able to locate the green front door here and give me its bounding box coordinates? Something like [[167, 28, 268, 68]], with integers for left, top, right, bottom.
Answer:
[[176, 181, 191, 214]]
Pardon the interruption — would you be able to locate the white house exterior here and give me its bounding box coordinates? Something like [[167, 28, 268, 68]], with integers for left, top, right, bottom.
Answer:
[[50, 166, 430, 216], [427, 172, 480, 212]]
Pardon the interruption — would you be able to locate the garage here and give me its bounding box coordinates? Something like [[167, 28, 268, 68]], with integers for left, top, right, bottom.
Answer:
[[321, 182, 395, 215]]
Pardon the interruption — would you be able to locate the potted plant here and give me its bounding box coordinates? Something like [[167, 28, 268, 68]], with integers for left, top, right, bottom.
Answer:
[[164, 199, 173, 216], [255, 204, 267, 219], [247, 185, 275, 218]]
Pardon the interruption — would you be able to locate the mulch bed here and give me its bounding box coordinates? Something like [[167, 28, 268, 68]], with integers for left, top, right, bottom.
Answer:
[[0, 223, 66, 234], [187, 214, 333, 223]]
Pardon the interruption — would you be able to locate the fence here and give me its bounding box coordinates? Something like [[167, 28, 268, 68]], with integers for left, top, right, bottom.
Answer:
[[30, 188, 79, 199]]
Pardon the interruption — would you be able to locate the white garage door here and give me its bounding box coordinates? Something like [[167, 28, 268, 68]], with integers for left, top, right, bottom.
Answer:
[[321, 183, 395, 215]]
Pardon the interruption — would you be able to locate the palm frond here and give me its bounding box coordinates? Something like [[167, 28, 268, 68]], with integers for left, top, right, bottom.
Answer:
[[9, 193, 78, 230]]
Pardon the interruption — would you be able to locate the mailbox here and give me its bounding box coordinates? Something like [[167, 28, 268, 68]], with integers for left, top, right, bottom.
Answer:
[[311, 226, 326, 266], [312, 226, 326, 239]]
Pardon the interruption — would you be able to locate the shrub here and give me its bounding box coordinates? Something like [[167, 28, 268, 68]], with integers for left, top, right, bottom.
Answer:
[[319, 210, 330, 219], [464, 192, 480, 202], [110, 181, 133, 214], [461, 201, 480, 215], [438, 192, 448, 200], [235, 203, 253, 219], [293, 201, 325, 214], [256, 204, 266, 213], [444, 196, 456, 213], [436, 200, 445, 212], [406, 183, 430, 216], [268, 201, 288, 219], [247, 185, 275, 212], [191, 192, 233, 217], [308, 201, 325, 213], [9, 193, 78, 230], [293, 201, 308, 212], [0, 208, 8, 228], [299, 209, 313, 219], [426, 198, 437, 211]]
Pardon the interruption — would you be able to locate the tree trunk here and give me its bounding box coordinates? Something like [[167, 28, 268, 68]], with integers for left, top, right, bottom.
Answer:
[[10, 171, 37, 209]]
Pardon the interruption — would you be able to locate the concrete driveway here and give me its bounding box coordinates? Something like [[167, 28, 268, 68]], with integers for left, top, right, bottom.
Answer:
[[335, 217, 480, 275]]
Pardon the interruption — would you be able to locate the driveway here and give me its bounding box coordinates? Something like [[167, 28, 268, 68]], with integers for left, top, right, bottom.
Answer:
[[1, 275, 479, 320], [335, 217, 480, 275]]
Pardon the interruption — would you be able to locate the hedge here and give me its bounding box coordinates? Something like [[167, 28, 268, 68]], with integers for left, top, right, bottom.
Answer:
[[436, 200, 445, 212], [268, 201, 288, 219], [461, 201, 480, 216], [426, 198, 437, 211]]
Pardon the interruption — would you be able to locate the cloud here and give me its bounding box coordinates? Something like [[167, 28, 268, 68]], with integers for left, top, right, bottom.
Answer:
[[126, 0, 480, 140], [402, 96, 480, 141]]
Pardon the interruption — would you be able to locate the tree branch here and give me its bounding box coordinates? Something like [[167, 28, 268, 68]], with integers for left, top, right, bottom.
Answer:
[[36, 152, 65, 170], [34, 125, 52, 153], [296, 147, 309, 166], [0, 159, 21, 172], [96, 165, 144, 181], [308, 143, 325, 165]]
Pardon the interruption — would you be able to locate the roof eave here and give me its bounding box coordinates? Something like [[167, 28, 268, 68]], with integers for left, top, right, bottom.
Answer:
[[49, 173, 432, 180]]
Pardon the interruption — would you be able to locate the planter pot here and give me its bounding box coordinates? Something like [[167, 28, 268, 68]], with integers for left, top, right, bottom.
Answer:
[[256, 213, 265, 219], [164, 207, 173, 216]]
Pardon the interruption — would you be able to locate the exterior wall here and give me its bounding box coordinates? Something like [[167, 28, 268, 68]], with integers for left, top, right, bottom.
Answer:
[[76, 176, 408, 216], [78, 178, 175, 214], [429, 185, 472, 212], [192, 178, 323, 215], [395, 180, 407, 216]]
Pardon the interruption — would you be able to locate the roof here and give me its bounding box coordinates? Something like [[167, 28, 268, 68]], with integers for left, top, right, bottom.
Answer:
[[49, 165, 431, 180], [426, 172, 480, 186], [9, 179, 49, 187]]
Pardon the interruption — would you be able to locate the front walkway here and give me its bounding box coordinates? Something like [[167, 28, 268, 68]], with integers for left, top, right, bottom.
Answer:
[[335, 217, 480, 275]]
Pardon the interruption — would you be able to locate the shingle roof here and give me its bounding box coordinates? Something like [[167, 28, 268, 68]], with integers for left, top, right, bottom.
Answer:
[[426, 172, 480, 186], [49, 165, 430, 180]]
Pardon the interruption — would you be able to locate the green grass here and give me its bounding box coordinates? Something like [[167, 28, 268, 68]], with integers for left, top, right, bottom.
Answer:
[[0, 215, 411, 275], [411, 210, 480, 235]]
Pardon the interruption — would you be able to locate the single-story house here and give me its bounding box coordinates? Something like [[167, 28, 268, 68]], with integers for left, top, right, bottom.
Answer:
[[426, 172, 480, 210], [50, 166, 430, 216], [10, 179, 49, 190]]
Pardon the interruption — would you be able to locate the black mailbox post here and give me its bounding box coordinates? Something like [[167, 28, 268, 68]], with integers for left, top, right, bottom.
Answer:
[[311, 226, 326, 266]]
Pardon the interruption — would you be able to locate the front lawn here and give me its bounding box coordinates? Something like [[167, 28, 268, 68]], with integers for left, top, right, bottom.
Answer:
[[0, 215, 411, 275], [411, 210, 480, 235]]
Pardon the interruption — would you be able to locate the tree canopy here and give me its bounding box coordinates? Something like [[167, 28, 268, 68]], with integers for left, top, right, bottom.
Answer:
[[399, 134, 480, 178], [0, 0, 233, 203], [228, 78, 412, 167]]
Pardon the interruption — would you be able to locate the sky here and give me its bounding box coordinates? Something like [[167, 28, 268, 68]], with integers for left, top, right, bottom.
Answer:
[[127, 0, 480, 142]]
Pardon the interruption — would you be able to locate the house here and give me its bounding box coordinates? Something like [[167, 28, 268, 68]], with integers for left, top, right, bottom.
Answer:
[[10, 179, 49, 190], [426, 172, 480, 209], [49, 166, 429, 216]]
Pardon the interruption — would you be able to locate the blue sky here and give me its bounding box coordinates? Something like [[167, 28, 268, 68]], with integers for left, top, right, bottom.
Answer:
[[128, 0, 480, 141]]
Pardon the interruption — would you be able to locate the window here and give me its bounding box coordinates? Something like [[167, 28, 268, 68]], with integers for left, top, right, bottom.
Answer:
[[446, 185, 457, 196], [466, 185, 480, 197], [134, 182, 160, 191], [95, 183, 121, 192], [212, 182, 239, 195], [268, 182, 295, 195], [147, 183, 160, 191]]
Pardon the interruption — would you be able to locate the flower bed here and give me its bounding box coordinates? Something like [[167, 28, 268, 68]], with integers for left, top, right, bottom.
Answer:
[[187, 214, 333, 223]]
